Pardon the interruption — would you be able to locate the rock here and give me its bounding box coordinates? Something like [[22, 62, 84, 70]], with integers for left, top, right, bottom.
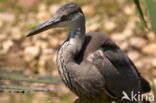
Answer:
[[86, 16, 100, 32], [135, 57, 152, 70], [17, 0, 37, 8], [120, 41, 129, 50], [104, 21, 117, 32], [0, 34, 7, 41], [35, 40, 48, 49], [137, 57, 153, 70], [55, 84, 71, 96], [128, 50, 140, 61], [37, 4, 51, 22], [146, 32, 155, 41], [36, 11, 51, 23], [38, 3, 47, 12], [2, 40, 14, 53], [24, 46, 40, 62], [135, 60, 144, 69], [49, 4, 60, 15], [22, 39, 32, 47], [0, 20, 2, 28], [42, 48, 54, 55], [82, 5, 95, 16], [38, 55, 51, 75], [142, 43, 156, 55], [3, 53, 27, 68], [152, 70, 156, 76], [116, 0, 125, 3], [0, 13, 15, 23], [152, 58, 156, 67], [123, 19, 136, 37], [124, 5, 134, 15], [87, 23, 99, 32], [10, 27, 22, 40], [57, 32, 67, 40], [45, 57, 56, 75], [111, 33, 128, 42], [129, 37, 147, 49], [49, 37, 59, 48], [153, 79, 156, 86]]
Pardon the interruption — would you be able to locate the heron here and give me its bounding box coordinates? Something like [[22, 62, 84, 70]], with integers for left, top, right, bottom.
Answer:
[[27, 2, 151, 103]]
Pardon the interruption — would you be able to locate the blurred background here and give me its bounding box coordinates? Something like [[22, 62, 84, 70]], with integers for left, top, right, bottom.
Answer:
[[0, 0, 156, 103]]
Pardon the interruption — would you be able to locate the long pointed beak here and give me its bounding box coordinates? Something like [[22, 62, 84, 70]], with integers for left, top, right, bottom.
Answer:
[[27, 17, 59, 37]]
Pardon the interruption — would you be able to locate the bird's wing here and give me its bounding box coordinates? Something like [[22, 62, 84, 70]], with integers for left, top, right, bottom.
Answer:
[[101, 40, 151, 95], [128, 59, 151, 93], [84, 32, 150, 98], [91, 47, 140, 98]]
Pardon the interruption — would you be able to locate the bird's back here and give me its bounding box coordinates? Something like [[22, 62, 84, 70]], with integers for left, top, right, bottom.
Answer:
[[75, 32, 151, 98]]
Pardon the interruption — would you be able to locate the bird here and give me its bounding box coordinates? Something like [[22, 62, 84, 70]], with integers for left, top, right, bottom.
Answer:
[[27, 2, 151, 103]]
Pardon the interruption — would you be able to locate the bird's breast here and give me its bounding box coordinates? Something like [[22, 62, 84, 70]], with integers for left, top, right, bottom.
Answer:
[[56, 42, 70, 85], [56, 39, 107, 99], [56, 41, 80, 93]]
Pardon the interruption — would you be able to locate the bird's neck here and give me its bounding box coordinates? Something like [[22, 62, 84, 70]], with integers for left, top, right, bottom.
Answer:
[[56, 21, 85, 91], [58, 21, 85, 64], [57, 18, 85, 64], [67, 21, 85, 57]]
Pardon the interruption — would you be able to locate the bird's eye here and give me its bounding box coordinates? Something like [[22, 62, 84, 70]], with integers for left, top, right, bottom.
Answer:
[[61, 15, 68, 20]]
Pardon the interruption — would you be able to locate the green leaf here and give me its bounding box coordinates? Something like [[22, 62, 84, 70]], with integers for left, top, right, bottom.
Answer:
[[144, 0, 156, 33], [132, 0, 148, 28]]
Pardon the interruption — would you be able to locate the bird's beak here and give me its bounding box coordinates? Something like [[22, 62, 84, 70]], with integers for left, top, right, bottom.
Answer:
[[27, 16, 60, 37]]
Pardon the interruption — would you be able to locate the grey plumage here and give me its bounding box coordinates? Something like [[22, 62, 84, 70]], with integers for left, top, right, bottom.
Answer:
[[27, 2, 151, 103]]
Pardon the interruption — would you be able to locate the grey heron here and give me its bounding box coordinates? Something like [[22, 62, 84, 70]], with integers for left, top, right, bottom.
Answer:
[[27, 2, 151, 103]]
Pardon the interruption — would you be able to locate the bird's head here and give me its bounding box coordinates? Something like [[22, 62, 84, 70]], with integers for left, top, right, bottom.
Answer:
[[27, 2, 84, 37]]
